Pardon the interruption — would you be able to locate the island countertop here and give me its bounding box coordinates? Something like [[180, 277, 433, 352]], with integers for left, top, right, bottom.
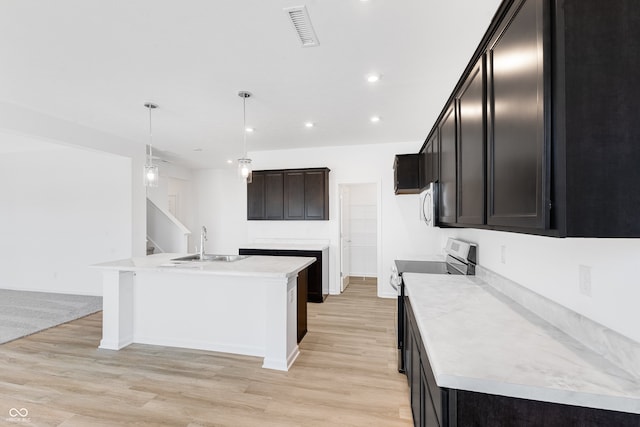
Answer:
[[240, 242, 329, 251], [402, 272, 640, 415], [92, 253, 316, 278]]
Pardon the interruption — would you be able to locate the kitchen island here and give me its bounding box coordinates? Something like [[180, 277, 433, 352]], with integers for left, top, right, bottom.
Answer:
[[92, 253, 315, 371]]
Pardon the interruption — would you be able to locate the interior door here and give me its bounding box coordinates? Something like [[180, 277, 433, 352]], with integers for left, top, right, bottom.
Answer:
[[339, 186, 351, 292]]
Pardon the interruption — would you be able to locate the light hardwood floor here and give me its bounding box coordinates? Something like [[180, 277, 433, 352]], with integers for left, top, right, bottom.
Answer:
[[0, 282, 412, 426]]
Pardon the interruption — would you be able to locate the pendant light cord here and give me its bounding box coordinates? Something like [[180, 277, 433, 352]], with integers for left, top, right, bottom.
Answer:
[[242, 95, 247, 158], [148, 105, 153, 165]]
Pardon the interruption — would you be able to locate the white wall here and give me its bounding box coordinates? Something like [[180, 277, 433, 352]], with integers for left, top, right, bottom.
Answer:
[[192, 168, 248, 254], [0, 102, 147, 257], [0, 140, 131, 296], [442, 229, 640, 342]]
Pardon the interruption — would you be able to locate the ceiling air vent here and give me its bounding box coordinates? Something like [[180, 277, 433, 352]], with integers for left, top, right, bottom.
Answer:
[[284, 5, 320, 47]]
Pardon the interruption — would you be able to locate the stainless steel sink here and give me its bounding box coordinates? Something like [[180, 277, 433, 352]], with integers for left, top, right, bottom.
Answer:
[[171, 254, 249, 262]]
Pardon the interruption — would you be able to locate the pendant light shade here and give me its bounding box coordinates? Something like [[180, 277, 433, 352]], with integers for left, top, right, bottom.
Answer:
[[144, 102, 159, 187], [238, 158, 252, 180], [145, 164, 159, 187], [237, 91, 253, 183]]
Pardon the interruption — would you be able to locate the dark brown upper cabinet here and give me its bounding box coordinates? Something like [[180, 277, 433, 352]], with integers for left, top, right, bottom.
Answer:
[[419, 0, 639, 237], [394, 154, 420, 194], [247, 168, 330, 221], [283, 171, 305, 220], [456, 56, 487, 226], [302, 169, 329, 220], [265, 171, 285, 220], [555, 0, 640, 237], [438, 104, 457, 225], [247, 172, 266, 220], [419, 130, 439, 191], [486, 0, 548, 230]]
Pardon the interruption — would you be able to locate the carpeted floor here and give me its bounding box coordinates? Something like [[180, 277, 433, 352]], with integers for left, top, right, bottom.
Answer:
[[0, 289, 102, 344]]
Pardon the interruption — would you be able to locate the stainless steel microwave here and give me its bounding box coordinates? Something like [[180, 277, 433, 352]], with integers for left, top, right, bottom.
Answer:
[[419, 182, 437, 227]]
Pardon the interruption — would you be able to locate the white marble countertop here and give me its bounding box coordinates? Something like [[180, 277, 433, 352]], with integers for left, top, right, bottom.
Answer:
[[402, 272, 640, 414], [240, 243, 329, 251], [92, 253, 316, 278]]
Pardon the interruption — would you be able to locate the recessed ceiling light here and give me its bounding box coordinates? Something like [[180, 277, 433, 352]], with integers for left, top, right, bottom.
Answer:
[[370, 116, 381, 123], [226, 159, 233, 164], [193, 148, 203, 152], [245, 127, 254, 133], [366, 73, 381, 83], [305, 122, 314, 128]]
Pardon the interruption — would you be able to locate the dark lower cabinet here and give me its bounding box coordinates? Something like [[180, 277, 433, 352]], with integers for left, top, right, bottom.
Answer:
[[402, 297, 640, 427], [238, 248, 327, 303], [454, 390, 640, 427], [296, 267, 308, 343]]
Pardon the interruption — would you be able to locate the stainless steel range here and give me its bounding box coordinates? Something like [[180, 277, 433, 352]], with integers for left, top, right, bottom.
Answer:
[[391, 238, 477, 373]]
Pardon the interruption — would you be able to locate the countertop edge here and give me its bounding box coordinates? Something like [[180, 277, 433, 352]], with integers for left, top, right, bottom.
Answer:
[[436, 373, 640, 415], [90, 255, 316, 279]]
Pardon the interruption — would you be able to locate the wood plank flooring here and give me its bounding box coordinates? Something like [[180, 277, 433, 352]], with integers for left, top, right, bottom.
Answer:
[[0, 282, 412, 426]]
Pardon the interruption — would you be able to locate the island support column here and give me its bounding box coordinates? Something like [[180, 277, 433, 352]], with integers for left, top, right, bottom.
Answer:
[[262, 274, 300, 370], [99, 270, 134, 350]]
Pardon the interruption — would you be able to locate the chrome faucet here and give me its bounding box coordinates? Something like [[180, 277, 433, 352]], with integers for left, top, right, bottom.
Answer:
[[199, 226, 207, 260]]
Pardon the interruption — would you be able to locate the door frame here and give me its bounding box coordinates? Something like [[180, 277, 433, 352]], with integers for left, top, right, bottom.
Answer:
[[336, 180, 382, 296]]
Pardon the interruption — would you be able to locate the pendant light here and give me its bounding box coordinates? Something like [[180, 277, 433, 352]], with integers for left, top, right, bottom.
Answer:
[[144, 102, 159, 187], [237, 91, 253, 183]]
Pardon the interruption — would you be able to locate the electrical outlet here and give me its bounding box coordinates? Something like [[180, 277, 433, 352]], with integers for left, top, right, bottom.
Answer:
[[500, 245, 507, 264], [579, 265, 592, 297]]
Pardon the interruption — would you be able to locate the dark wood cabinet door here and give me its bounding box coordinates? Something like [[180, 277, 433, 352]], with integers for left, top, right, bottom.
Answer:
[[420, 133, 437, 188], [419, 144, 428, 190], [304, 170, 328, 220], [394, 154, 420, 194], [296, 268, 308, 343], [438, 104, 457, 225], [457, 56, 486, 226], [247, 172, 265, 220], [487, 0, 548, 229], [284, 171, 305, 220], [421, 364, 439, 427], [265, 172, 284, 220], [432, 129, 439, 185]]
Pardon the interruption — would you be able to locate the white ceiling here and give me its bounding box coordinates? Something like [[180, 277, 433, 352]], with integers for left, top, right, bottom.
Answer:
[[0, 0, 501, 169]]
